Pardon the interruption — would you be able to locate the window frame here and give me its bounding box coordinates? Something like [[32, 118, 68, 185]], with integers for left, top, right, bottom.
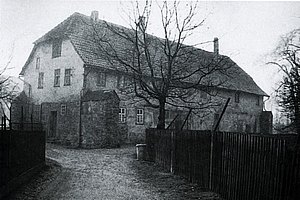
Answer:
[[36, 57, 40, 69], [52, 39, 62, 58], [54, 69, 61, 87], [97, 72, 106, 87], [38, 72, 44, 89], [64, 68, 71, 86], [136, 108, 144, 125], [61, 104, 66, 115], [117, 75, 122, 88], [119, 108, 127, 123]]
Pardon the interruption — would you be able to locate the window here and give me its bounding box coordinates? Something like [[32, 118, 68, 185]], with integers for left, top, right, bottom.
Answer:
[[136, 109, 144, 124], [117, 75, 122, 88], [52, 39, 62, 58], [38, 72, 44, 89], [117, 75, 131, 88], [97, 72, 106, 87], [54, 69, 60, 87], [235, 92, 240, 103], [36, 57, 40, 69], [64, 69, 71, 86], [61, 104, 66, 115], [119, 108, 126, 123]]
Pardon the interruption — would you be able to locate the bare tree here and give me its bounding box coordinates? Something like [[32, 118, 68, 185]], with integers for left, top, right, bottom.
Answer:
[[85, 0, 233, 129], [0, 44, 19, 124], [268, 28, 300, 142]]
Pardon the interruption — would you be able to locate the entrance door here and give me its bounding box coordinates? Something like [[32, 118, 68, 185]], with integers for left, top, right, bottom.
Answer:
[[49, 111, 57, 137]]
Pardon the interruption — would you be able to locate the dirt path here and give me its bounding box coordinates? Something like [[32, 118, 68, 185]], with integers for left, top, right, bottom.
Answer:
[[7, 144, 222, 200]]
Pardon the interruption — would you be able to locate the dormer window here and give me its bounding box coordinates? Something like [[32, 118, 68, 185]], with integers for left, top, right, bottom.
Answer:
[[52, 39, 62, 58]]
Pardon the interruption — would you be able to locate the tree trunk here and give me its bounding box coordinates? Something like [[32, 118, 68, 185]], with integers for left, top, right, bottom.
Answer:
[[294, 102, 300, 147], [156, 98, 166, 130]]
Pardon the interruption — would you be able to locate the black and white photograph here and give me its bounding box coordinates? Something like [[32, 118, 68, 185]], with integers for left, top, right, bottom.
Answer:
[[0, 0, 299, 199]]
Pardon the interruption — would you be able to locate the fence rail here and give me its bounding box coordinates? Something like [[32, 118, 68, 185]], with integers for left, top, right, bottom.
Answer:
[[146, 129, 300, 200], [1, 115, 43, 131]]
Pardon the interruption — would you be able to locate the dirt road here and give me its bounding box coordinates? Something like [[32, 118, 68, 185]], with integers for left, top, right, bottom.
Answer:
[[7, 144, 222, 200]]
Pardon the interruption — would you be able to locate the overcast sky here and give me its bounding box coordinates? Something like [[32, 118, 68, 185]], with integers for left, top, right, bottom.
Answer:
[[1, 0, 300, 110]]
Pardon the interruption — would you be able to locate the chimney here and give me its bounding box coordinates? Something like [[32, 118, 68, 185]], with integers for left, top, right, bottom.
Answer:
[[213, 37, 219, 55], [90, 11, 99, 21]]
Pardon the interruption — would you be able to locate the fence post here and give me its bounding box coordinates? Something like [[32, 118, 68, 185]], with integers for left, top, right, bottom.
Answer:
[[31, 114, 33, 131], [170, 130, 175, 173], [20, 106, 24, 130], [4, 115, 6, 131], [9, 106, 12, 130]]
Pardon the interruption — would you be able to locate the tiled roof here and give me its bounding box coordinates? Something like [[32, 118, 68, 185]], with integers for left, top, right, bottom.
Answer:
[[20, 12, 268, 96]]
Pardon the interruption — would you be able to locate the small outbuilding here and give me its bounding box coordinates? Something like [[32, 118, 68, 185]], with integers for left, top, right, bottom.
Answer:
[[81, 90, 121, 148]]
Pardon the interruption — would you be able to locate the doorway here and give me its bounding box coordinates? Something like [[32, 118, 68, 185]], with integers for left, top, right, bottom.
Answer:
[[49, 111, 57, 137]]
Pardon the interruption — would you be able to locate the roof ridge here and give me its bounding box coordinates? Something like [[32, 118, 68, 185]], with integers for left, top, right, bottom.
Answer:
[[34, 12, 81, 44]]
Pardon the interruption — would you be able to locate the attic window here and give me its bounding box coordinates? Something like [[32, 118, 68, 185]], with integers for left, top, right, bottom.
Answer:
[[36, 57, 40, 69], [52, 39, 62, 58]]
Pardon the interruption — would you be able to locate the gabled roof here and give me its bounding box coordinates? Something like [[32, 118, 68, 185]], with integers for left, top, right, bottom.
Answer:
[[20, 12, 268, 96]]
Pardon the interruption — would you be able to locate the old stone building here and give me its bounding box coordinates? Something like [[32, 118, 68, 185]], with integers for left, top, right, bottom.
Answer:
[[13, 11, 271, 147]]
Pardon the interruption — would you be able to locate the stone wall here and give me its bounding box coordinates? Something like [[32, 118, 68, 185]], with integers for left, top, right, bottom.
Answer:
[[260, 111, 273, 134], [41, 101, 80, 147], [84, 67, 268, 142], [189, 89, 263, 133], [81, 91, 121, 148]]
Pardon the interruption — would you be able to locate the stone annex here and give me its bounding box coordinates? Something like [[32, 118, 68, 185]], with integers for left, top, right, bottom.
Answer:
[[11, 11, 272, 148]]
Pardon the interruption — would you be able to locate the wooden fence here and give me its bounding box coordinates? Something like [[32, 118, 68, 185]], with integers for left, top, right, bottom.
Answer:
[[0, 130, 46, 197], [146, 129, 300, 200]]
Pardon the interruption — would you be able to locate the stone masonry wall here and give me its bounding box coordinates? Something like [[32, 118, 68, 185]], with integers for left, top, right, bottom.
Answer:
[[41, 101, 80, 147], [85, 67, 267, 142], [81, 96, 121, 148]]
